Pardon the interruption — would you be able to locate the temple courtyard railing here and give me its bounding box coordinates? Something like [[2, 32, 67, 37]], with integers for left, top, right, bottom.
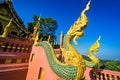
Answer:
[[84, 67, 120, 80], [0, 36, 33, 80], [8, 34, 29, 42], [54, 49, 120, 80], [0, 36, 120, 80], [0, 36, 33, 64]]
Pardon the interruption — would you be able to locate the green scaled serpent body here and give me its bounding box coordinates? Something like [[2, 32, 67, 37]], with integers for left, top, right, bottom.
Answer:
[[36, 1, 100, 80], [36, 41, 78, 80]]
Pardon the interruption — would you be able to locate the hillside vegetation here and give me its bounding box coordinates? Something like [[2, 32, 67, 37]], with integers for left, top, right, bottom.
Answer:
[[83, 55, 120, 72]]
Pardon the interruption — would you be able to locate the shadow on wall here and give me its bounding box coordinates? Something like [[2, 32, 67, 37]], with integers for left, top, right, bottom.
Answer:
[[0, 22, 3, 35], [89, 68, 103, 80]]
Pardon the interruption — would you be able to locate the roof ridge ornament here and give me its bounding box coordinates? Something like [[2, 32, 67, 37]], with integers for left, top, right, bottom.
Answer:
[[1, 18, 13, 37]]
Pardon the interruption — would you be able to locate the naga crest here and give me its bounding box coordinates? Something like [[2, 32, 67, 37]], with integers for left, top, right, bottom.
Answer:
[[89, 36, 101, 54], [87, 36, 101, 68], [67, 0, 91, 45], [36, 0, 101, 80]]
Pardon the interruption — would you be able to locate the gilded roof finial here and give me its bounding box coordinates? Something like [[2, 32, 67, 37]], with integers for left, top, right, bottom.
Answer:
[[1, 18, 13, 37], [47, 35, 51, 43], [32, 17, 41, 45]]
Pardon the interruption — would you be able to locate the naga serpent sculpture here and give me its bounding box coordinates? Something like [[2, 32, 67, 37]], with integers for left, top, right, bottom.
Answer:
[[36, 0, 101, 80], [85, 36, 101, 68]]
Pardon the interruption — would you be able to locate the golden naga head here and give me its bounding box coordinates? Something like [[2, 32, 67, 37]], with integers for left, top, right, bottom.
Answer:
[[89, 36, 101, 54], [67, 0, 91, 45]]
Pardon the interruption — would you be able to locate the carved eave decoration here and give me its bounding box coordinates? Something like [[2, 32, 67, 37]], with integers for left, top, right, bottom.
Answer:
[[0, 0, 29, 34]]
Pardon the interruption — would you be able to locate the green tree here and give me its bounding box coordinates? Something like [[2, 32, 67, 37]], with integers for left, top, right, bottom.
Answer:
[[27, 15, 39, 33], [27, 14, 59, 48], [104, 60, 120, 71]]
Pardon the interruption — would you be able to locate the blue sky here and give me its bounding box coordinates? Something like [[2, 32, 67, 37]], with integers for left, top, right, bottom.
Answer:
[[12, 0, 120, 61]]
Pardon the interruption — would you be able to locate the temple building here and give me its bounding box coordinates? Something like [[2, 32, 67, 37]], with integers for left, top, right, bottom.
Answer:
[[0, 0, 29, 38]]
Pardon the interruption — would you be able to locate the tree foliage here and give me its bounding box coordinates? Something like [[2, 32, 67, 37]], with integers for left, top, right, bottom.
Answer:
[[27, 14, 59, 48], [84, 55, 120, 71], [104, 60, 120, 71], [27, 15, 39, 33], [100, 60, 120, 71]]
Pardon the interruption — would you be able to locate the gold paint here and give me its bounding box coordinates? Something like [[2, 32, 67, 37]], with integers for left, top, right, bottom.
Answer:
[[5, 59, 12, 64], [16, 59, 22, 63], [22, 48, 25, 50], [30, 54, 34, 62], [7, 46, 11, 48], [61, 1, 91, 79], [25, 58, 28, 63], [32, 17, 40, 45], [0, 42, 3, 45], [88, 36, 101, 68], [47, 35, 51, 43], [26, 48, 28, 50], [17, 47, 20, 50], [38, 68, 44, 80], [12, 46, 16, 49], [1, 18, 13, 38], [1, 45, 6, 48]]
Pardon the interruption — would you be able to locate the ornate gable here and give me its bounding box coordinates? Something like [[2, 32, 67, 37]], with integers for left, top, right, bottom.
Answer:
[[0, 0, 29, 37]]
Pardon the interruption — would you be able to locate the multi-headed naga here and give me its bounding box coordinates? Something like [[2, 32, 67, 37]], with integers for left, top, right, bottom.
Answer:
[[36, 0, 101, 80]]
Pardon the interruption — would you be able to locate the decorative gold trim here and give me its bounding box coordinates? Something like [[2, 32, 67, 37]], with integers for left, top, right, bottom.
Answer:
[[16, 59, 22, 63], [17, 47, 20, 50], [26, 48, 28, 50], [60, 0, 91, 79], [1, 45, 6, 48], [5, 59, 12, 64], [12, 46, 16, 49], [25, 58, 28, 63], [22, 48, 25, 50], [1, 18, 13, 38], [7, 46, 11, 48]]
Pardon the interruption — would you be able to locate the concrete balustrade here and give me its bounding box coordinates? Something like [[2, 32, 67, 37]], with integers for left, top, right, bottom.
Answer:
[[84, 67, 120, 80], [0, 37, 33, 53], [8, 34, 30, 42], [0, 36, 33, 80], [0, 37, 33, 64], [54, 49, 120, 80], [0, 36, 120, 80], [0, 53, 30, 63]]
